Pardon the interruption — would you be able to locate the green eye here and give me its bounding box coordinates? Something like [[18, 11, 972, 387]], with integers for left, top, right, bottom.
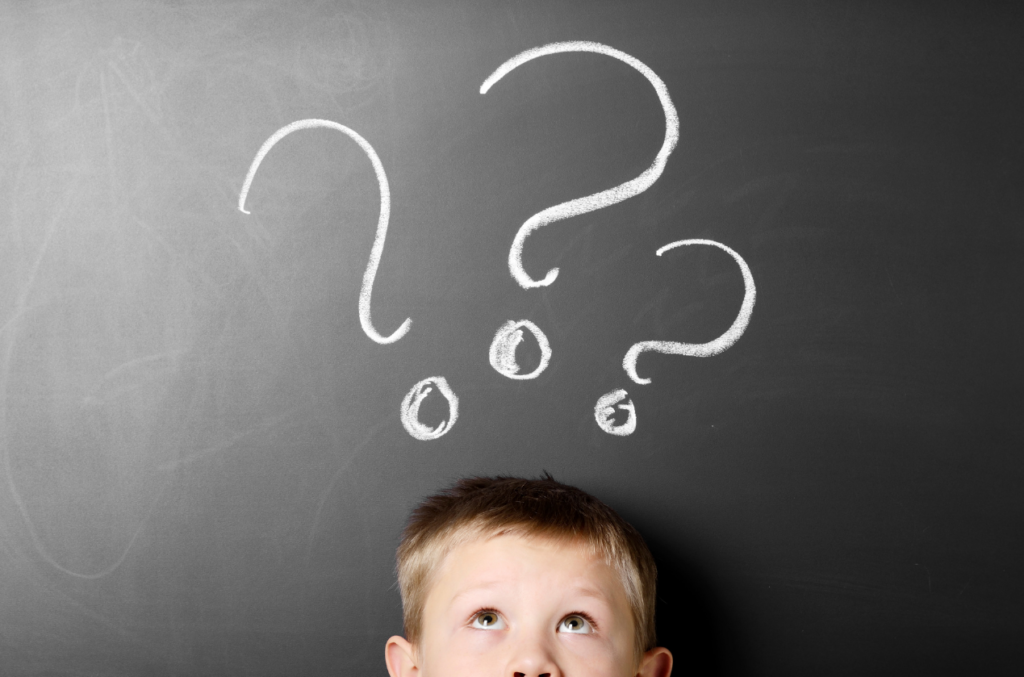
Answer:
[[471, 610, 505, 630], [560, 614, 592, 633]]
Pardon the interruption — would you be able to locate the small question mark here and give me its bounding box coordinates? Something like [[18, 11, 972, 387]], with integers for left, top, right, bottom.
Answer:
[[594, 238, 756, 435], [238, 119, 412, 345], [624, 238, 756, 384], [480, 41, 680, 290]]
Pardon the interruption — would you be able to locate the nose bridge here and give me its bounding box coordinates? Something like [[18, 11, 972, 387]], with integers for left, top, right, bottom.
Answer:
[[507, 623, 561, 677]]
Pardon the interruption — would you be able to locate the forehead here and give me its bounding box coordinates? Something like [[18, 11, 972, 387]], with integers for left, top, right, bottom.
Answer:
[[428, 532, 629, 606]]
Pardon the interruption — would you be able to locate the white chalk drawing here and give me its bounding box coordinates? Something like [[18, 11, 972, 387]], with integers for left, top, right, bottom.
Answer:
[[400, 376, 459, 441], [594, 389, 637, 436], [229, 49, 751, 441], [238, 119, 411, 345], [488, 319, 552, 380], [481, 41, 680, 289], [623, 239, 756, 386]]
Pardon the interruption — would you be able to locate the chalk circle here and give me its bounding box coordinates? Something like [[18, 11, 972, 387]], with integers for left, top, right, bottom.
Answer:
[[594, 388, 637, 436], [488, 319, 552, 380], [400, 376, 459, 441]]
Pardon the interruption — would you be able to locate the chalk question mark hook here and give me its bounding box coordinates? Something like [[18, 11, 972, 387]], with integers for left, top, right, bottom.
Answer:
[[481, 41, 680, 289], [624, 239, 756, 385], [238, 119, 411, 344]]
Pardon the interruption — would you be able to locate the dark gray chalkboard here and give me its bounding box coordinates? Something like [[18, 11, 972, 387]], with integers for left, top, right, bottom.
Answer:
[[1, 1, 1021, 675]]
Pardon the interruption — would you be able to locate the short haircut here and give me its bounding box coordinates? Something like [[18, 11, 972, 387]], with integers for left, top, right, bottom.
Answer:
[[395, 474, 658, 665]]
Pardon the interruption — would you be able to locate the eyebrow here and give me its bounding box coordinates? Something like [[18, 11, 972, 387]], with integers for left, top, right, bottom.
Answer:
[[568, 586, 610, 601], [449, 580, 506, 604], [449, 582, 612, 606]]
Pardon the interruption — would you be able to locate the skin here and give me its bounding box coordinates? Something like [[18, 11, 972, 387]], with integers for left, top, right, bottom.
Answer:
[[385, 533, 673, 677]]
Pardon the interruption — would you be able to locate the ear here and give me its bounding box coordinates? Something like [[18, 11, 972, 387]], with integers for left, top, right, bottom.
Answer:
[[637, 646, 673, 677], [385, 635, 419, 677]]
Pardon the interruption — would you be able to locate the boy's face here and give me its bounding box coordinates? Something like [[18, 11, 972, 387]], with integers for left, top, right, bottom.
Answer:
[[385, 533, 672, 677]]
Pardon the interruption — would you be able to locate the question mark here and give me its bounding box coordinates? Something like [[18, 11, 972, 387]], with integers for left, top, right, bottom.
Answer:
[[238, 119, 411, 345], [592, 239, 755, 436], [481, 41, 680, 289], [624, 238, 756, 385]]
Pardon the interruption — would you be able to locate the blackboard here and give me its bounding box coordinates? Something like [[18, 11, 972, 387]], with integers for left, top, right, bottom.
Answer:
[[1, 1, 1021, 675]]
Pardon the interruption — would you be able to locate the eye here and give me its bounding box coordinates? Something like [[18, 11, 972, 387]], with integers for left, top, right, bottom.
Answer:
[[470, 610, 506, 630], [558, 613, 594, 634]]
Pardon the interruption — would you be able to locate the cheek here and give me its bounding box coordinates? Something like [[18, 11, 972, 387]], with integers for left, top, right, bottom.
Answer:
[[457, 628, 507, 655], [421, 629, 503, 675], [558, 635, 634, 677]]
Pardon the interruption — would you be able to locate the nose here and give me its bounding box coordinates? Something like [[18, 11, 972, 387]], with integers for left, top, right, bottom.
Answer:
[[511, 663, 559, 677], [508, 632, 561, 677]]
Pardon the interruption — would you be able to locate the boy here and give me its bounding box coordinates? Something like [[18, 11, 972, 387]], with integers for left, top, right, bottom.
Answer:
[[385, 475, 674, 677]]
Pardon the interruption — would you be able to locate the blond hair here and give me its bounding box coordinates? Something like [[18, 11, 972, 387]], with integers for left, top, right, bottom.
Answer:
[[395, 475, 657, 666]]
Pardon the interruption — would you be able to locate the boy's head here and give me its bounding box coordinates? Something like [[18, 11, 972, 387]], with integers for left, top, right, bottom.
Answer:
[[385, 475, 672, 677]]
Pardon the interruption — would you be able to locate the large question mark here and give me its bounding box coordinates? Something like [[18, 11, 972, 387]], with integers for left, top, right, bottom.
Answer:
[[238, 119, 411, 344], [623, 238, 756, 385], [481, 41, 680, 289]]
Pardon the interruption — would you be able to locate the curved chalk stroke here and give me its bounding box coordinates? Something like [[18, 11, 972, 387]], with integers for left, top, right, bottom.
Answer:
[[594, 388, 637, 436], [488, 319, 552, 380], [624, 239, 756, 385], [400, 376, 459, 441], [238, 119, 411, 344], [481, 41, 680, 289]]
